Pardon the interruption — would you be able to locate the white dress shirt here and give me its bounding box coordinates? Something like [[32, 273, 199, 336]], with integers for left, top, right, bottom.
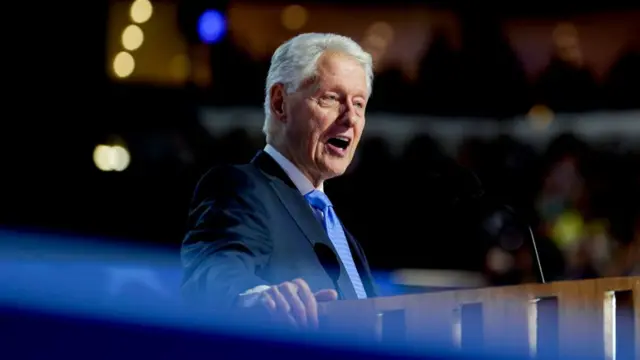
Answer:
[[237, 145, 324, 305], [263, 144, 324, 194]]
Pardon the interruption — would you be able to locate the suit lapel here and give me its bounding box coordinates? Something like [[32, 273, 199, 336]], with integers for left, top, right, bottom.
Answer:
[[251, 151, 330, 249], [251, 151, 358, 300]]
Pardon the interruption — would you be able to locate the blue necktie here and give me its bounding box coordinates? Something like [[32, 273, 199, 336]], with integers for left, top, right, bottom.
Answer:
[[305, 190, 367, 299]]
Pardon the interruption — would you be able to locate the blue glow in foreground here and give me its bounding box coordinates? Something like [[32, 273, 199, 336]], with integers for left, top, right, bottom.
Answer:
[[198, 10, 226, 44]]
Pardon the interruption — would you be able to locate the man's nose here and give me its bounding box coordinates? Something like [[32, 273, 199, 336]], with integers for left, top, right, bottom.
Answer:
[[338, 104, 358, 127]]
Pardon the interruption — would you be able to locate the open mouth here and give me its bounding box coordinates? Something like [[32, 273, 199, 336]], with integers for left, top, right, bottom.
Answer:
[[327, 136, 351, 150]]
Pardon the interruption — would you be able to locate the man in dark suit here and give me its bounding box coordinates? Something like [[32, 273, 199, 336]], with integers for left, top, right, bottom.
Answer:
[[181, 33, 377, 329]]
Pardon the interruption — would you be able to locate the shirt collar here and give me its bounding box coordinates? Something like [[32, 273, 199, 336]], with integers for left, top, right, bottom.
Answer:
[[264, 144, 323, 194]]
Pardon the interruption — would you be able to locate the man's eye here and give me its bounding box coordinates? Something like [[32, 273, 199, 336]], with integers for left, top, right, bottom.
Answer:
[[319, 95, 339, 105]]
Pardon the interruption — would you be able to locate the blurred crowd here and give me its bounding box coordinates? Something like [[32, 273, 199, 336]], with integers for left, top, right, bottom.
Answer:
[[197, 18, 639, 117], [454, 133, 640, 284]]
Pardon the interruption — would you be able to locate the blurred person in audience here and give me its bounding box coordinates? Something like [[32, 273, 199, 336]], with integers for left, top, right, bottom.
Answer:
[[535, 135, 590, 270], [181, 33, 378, 329], [535, 22, 600, 112]]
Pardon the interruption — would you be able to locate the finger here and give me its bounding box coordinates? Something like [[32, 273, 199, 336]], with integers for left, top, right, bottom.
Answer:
[[293, 278, 318, 329], [268, 287, 297, 328], [260, 292, 277, 313], [279, 282, 308, 327], [314, 289, 338, 302], [267, 286, 290, 314]]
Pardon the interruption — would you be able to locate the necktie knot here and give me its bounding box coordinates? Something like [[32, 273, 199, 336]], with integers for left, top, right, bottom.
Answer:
[[304, 190, 332, 211]]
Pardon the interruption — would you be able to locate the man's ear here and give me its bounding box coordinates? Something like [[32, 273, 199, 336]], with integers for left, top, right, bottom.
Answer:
[[269, 83, 287, 123]]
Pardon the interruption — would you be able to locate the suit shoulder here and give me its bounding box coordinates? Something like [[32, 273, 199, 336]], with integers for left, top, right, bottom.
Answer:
[[193, 164, 265, 198]]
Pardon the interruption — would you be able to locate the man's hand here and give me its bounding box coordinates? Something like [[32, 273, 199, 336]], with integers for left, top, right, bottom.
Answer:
[[255, 278, 337, 329]]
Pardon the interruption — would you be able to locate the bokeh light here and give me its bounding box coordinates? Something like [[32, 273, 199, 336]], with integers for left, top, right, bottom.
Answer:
[[281, 5, 308, 31], [93, 145, 131, 172], [130, 0, 153, 24], [198, 10, 226, 44], [113, 51, 135, 78], [121, 24, 144, 51]]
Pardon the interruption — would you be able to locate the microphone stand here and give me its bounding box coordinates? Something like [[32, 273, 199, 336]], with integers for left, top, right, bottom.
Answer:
[[527, 226, 546, 284]]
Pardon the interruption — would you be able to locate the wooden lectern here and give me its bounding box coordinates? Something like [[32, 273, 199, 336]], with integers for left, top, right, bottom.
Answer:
[[321, 277, 639, 359]]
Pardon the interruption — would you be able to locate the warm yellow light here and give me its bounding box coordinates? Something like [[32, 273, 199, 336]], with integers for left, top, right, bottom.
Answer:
[[113, 51, 135, 78], [121, 24, 144, 51], [93, 145, 113, 171], [110, 145, 131, 171], [551, 210, 584, 249], [130, 0, 153, 24], [281, 5, 308, 31], [93, 145, 131, 172], [527, 104, 554, 130]]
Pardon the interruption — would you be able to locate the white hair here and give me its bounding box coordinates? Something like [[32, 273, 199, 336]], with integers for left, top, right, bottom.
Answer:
[[262, 33, 374, 142]]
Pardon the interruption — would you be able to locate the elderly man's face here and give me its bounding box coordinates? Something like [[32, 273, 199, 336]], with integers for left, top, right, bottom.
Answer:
[[274, 52, 368, 186]]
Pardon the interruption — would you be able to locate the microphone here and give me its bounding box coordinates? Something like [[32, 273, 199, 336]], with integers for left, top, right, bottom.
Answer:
[[313, 243, 344, 299]]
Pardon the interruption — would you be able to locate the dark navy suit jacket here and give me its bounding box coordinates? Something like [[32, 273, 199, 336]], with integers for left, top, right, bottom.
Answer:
[[181, 151, 377, 310]]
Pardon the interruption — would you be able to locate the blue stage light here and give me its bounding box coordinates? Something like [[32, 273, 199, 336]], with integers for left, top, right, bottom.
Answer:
[[197, 10, 226, 44]]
